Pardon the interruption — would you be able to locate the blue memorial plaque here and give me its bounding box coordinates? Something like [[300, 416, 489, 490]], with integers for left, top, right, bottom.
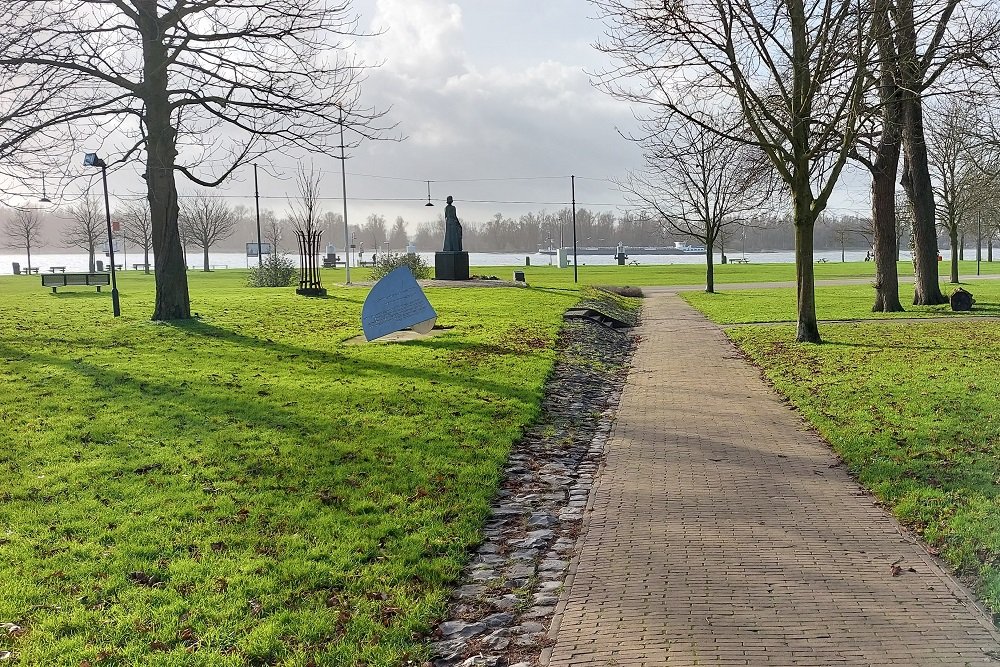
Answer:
[[361, 267, 438, 342]]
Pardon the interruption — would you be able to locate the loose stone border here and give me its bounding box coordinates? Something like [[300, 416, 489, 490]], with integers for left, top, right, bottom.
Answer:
[[425, 317, 635, 667]]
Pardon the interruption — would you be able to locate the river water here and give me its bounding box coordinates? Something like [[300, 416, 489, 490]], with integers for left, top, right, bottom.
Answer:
[[2, 249, 912, 275]]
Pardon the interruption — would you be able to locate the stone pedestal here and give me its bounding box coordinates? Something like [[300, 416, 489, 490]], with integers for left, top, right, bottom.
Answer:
[[435, 251, 470, 280]]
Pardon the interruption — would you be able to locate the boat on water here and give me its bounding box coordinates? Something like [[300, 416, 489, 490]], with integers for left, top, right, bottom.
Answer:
[[536, 241, 706, 256]]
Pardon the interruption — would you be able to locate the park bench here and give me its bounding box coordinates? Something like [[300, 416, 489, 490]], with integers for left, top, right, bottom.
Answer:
[[48, 266, 66, 273], [41, 272, 111, 294], [729, 257, 749, 264], [20, 266, 40, 274], [133, 263, 150, 271]]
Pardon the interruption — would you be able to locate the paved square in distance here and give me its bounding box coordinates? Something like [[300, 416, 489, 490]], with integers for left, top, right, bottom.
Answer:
[[544, 292, 1000, 666]]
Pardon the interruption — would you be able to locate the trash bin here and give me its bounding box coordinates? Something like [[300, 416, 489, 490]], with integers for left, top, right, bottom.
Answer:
[[513, 270, 526, 283], [12, 262, 20, 275], [525, 256, 530, 267], [96, 260, 104, 271]]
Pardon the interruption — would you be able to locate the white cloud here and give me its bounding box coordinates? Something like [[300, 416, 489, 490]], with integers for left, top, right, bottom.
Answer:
[[366, 0, 466, 82]]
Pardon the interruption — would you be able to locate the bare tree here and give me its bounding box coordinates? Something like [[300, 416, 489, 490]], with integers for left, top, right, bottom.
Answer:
[[179, 193, 237, 272], [0, 1, 390, 320], [63, 195, 104, 272], [388, 216, 409, 251], [926, 99, 983, 283], [260, 209, 283, 255], [851, 0, 906, 311], [120, 201, 153, 273], [363, 214, 388, 250], [3, 208, 44, 272], [825, 215, 870, 262], [592, 0, 874, 342], [288, 166, 325, 237], [622, 119, 773, 292]]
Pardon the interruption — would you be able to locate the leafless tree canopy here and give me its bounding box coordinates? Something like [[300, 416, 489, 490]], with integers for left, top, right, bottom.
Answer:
[[621, 117, 775, 292], [3, 207, 44, 270], [287, 166, 325, 237], [62, 195, 105, 272], [0, 0, 391, 319], [179, 192, 237, 271], [119, 200, 154, 272]]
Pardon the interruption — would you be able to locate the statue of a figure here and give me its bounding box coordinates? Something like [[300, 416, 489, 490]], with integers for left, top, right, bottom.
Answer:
[[443, 195, 463, 252]]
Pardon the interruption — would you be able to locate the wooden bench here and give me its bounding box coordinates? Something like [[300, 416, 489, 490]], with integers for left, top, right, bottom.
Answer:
[[729, 257, 749, 264], [42, 272, 111, 294], [133, 263, 150, 271], [48, 266, 66, 273], [21, 266, 40, 274]]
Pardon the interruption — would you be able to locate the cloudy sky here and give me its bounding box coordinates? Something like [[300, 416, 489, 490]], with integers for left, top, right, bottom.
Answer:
[[270, 0, 648, 228], [25, 0, 872, 233], [288, 0, 870, 228]]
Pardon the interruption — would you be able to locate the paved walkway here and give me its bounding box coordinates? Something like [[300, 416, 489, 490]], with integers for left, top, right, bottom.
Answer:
[[544, 293, 1000, 666]]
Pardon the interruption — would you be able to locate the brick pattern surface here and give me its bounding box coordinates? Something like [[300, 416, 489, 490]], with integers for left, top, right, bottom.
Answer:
[[544, 294, 1000, 666]]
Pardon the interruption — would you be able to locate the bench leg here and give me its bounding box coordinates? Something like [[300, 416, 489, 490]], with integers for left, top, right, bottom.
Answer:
[[97, 286, 101, 292], [51, 286, 57, 294]]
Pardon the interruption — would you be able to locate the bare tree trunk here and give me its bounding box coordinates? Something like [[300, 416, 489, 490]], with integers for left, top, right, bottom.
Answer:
[[897, 36, 948, 306], [990, 238, 994, 262], [140, 2, 190, 320], [870, 0, 904, 313], [950, 227, 959, 283], [203, 246, 210, 272], [841, 242, 845, 262], [26, 241, 32, 272], [144, 247, 150, 274], [88, 245, 95, 272], [795, 214, 821, 343], [959, 233, 964, 261], [705, 242, 715, 293], [871, 151, 904, 311]]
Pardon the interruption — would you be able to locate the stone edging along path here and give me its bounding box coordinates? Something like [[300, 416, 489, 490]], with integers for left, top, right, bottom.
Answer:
[[424, 317, 635, 667]]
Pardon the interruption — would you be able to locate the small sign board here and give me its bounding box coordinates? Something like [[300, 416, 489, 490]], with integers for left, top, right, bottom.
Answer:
[[246, 242, 273, 257], [361, 266, 437, 342], [101, 238, 123, 254]]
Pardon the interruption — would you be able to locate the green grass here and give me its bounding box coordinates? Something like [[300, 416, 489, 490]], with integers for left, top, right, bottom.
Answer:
[[0, 271, 578, 665], [682, 279, 1000, 324], [490, 259, 1000, 290], [728, 322, 1000, 616]]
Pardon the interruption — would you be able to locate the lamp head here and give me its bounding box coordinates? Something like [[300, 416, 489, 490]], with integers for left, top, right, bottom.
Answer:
[[83, 153, 105, 168]]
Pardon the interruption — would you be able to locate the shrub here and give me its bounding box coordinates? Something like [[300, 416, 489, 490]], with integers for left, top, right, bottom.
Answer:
[[369, 252, 431, 281], [247, 254, 297, 287]]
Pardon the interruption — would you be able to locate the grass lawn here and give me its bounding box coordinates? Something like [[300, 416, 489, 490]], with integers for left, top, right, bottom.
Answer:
[[681, 279, 1000, 324], [0, 271, 578, 665], [680, 275, 1000, 617], [481, 259, 1000, 290]]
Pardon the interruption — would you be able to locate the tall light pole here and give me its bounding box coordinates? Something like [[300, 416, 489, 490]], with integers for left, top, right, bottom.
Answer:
[[83, 153, 121, 317], [339, 107, 352, 285], [571, 175, 578, 283], [254, 164, 263, 267]]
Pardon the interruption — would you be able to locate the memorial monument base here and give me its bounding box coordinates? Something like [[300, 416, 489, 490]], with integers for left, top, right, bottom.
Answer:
[[435, 251, 470, 280]]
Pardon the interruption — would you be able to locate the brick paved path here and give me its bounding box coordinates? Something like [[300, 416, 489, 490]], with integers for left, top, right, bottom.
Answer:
[[544, 293, 1000, 666]]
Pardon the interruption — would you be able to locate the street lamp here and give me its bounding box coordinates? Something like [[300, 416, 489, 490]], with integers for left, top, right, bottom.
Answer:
[[40, 174, 51, 203], [83, 153, 121, 317]]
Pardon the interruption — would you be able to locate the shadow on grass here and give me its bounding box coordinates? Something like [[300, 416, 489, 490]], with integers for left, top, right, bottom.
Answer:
[[47, 292, 112, 299], [165, 319, 539, 403]]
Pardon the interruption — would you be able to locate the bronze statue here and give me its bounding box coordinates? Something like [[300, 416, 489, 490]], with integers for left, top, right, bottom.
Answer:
[[443, 195, 463, 252]]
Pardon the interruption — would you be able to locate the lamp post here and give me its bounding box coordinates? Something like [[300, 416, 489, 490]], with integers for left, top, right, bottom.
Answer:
[[339, 107, 352, 284], [83, 153, 121, 317]]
